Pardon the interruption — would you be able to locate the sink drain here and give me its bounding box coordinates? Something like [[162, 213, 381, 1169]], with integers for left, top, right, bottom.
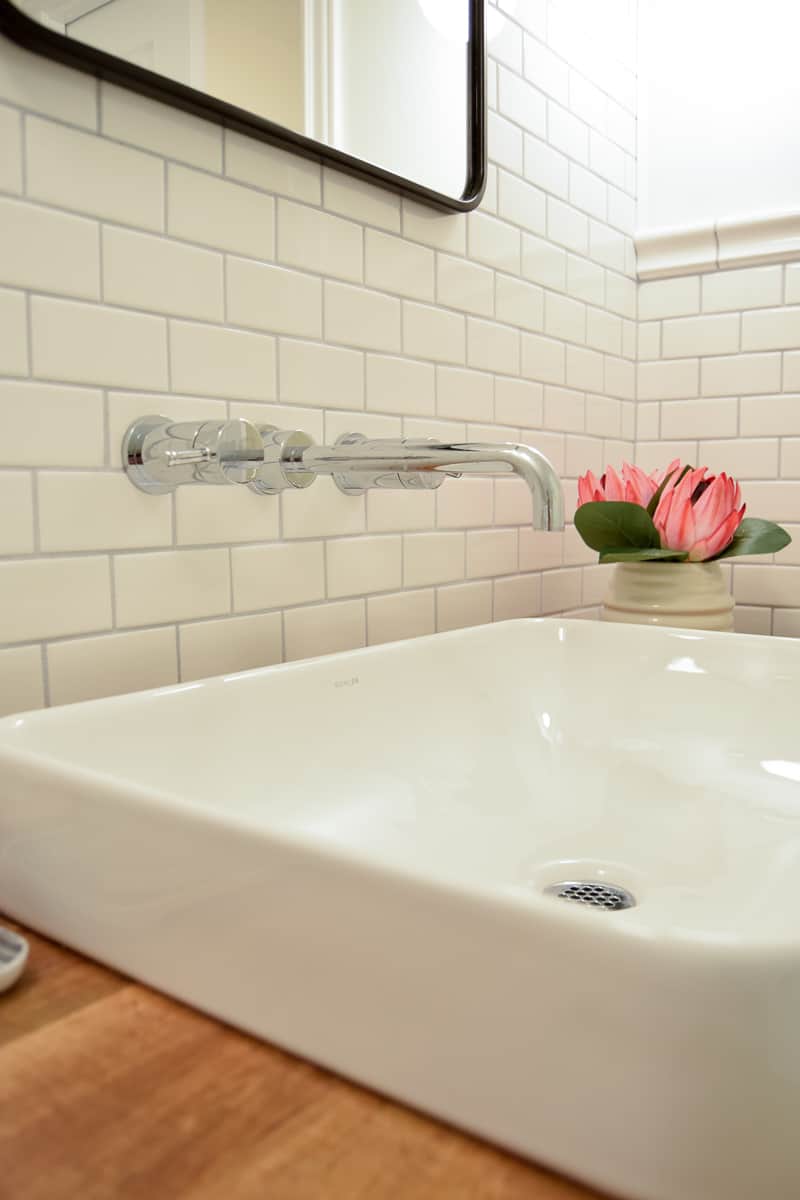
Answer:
[[544, 881, 636, 911]]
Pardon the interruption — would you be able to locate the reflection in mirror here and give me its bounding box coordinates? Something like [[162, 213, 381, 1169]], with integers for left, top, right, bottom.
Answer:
[[13, 0, 476, 200]]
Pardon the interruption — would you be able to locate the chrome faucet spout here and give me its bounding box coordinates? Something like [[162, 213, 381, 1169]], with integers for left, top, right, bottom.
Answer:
[[293, 436, 565, 531]]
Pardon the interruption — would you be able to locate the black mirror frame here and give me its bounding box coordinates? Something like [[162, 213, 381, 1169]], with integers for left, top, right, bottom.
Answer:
[[0, 0, 486, 212]]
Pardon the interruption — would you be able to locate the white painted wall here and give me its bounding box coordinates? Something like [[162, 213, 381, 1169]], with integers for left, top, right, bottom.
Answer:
[[638, 0, 800, 232]]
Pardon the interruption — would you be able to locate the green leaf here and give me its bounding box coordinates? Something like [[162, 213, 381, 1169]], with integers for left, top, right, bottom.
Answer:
[[598, 547, 689, 563], [646, 464, 692, 517], [574, 501, 661, 554], [712, 517, 792, 560]]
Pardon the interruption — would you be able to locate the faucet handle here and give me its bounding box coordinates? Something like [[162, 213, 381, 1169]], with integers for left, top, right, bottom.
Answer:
[[122, 415, 264, 493], [248, 425, 316, 494]]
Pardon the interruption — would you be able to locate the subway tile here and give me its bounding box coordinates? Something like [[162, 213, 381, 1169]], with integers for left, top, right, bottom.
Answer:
[[741, 307, 800, 352], [402, 200, 466, 254], [582, 563, 614, 606], [780, 440, 800, 478], [115, 548, 230, 627], [523, 36, 569, 105], [660, 398, 738, 440], [567, 342, 606, 396], [436, 580, 493, 631], [170, 321, 275, 401], [27, 117, 162, 230], [786, 264, 800, 306], [403, 531, 465, 586], [702, 266, 783, 313], [497, 171, 547, 236], [548, 102, 589, 163], [278, 198, 362, 282], [586, 307, 622, 355], [103, 227, 223, 322], [403, 302, 465, 364], [522, 232, 567, 291], [541, 567, 583, 613], [176, 484, 279, 545], [437, 477, 494, 528], [366, 488, 436, 533], [567, 255, 605, 307], [733, 605, 772, 635], [547, 197, 589, 254], [588, 221, 626, 272], [569, 72, 607, 133], [639, 276, 701, 321], [0, 37, 97, 128], [280, 338, 363, 409], [39, 471, 171, 552], [0, 381, 103, 467], [494, 477, 533, 525], [0, 556, 111, 644], [733, 564, 800, 607], [635, 440, 697, 474], [519, 528, 564, 570], [487, 110, 523, 174], [496, 275, 545, 332], [638, 321, 661, 360], [366, 354, 435, 416], [226, 257, 321, 337], [585, 394, 621, 438], [282, 477, 365, 539], [603, 355, 635, 400], [365, 229, 434, 300], [699, 438, 779, 480], [521, 333, 566, 384], [701, 353, 781, 397], [466, 528, 518, 577], [232, 541, 325, 611], [367, 588, 435, 645], [0, 471, 33, 553], [0, 646, 44, 717], [785, 354, 800, 392], [323, 168, 400, 232], [179, 612, 283, 682], [661, 313, 740, 358], [468, 211, 521, 273], [738, 481, 800, 522], [495, 376, 544, 427], [638, 359, 700, 401], [48, 628, 178, 706], [0, 288, 27, 375], [168, 164, 274, 258], [437, 366, 493, 422], [523, 134, 569, 199], [0, 104, 21, 194], [743, 393, 800, 436], [32, 297, 168, 390], [325, 281, 401, 352], [569, 163, 607, 222], [545, 292, 586, 343], [436, 254, 494, 317], [543, 385, 584, 432], [497, 66, 547, 136], [589, 131, 626, 188], [605, 271, 636, 319], [327, 535, 402, 597], [467, 317, 519, 375], [231, 400, 324, 445], [284, 599, 365, 661], [102, 82, 222, 171], [0, 198, 99, 299], [494, 573, 541, 620], [227, 131, 320, 204]]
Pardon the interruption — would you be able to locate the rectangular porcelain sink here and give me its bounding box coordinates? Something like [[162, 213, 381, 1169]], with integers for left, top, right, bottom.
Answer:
[[1, 618, 799, 1200]]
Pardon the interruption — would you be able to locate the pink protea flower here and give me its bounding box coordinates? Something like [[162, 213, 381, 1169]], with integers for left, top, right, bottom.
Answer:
[[653, 466, 745, 561], [577, 459, 679, 509]]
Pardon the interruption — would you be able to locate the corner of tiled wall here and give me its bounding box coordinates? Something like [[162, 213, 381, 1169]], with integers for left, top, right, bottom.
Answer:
[[0, 0, 639, 714]]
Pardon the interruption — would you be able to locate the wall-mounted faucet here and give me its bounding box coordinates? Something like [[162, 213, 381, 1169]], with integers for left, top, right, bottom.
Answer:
[[122, 416, 564, 531]]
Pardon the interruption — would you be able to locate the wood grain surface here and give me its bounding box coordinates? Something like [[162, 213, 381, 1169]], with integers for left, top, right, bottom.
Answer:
[[0, 918, 608, 1200]]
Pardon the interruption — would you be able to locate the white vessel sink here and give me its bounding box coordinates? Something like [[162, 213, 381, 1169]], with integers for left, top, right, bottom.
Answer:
[[1, 618, 798, 1200]]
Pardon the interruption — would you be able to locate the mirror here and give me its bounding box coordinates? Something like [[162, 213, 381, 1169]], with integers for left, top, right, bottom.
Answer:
[[0, 0, 485, 210]]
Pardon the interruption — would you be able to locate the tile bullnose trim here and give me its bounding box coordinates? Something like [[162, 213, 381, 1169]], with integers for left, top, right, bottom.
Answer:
[[636, 210, 800, 280]]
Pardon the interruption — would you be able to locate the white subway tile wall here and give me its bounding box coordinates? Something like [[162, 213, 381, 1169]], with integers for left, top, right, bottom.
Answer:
[[0, 7, 638, 712], [636, 261, 800, 632]]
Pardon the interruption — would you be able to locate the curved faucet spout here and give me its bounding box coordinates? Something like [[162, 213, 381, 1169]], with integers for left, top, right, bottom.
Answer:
[[292, 436, 565, 531]]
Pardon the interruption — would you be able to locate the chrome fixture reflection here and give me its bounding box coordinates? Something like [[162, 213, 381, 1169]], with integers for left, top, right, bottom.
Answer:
[[123, 418, 564, 530]]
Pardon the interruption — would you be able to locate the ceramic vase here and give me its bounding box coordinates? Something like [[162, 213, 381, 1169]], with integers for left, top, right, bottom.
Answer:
[[601, 562, 734, 632]]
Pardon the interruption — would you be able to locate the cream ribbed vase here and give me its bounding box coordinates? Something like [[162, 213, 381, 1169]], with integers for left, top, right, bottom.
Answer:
[[601, 562, 734, 631]]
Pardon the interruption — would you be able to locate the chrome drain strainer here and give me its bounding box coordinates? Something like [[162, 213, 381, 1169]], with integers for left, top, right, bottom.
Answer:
[[544, 880, 635, 911]]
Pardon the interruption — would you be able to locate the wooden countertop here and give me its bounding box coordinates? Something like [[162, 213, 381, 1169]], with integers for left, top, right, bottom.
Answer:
[[0, 918, 607, 1200]]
